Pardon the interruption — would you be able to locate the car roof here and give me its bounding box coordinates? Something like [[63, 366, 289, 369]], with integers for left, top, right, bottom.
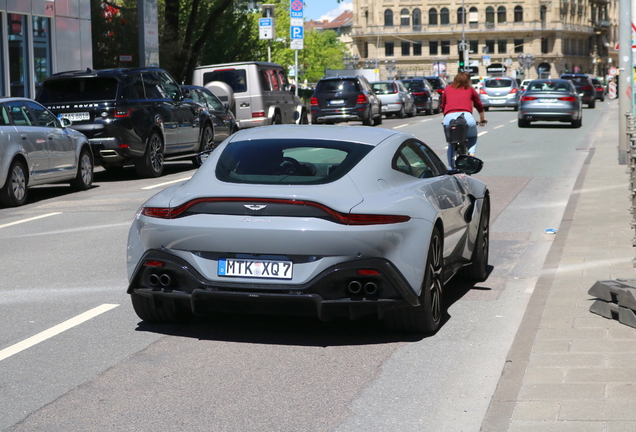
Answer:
[[43, 67, 168, 81], [320, 76, 363, 81], [0, 97, 41, 103], [194, 61, 283, 70], [228, 125, 402, 147]]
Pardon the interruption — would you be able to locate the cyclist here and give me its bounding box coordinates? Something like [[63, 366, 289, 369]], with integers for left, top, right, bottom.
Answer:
[[440, 71, 487, 166]]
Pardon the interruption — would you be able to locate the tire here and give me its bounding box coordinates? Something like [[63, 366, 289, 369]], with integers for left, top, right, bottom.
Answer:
[[273, 112, 282, 124], [0, 159, 28, 207], [426, 102, 433, 116], [398, 105, 406, 119], [373, 112, 383, 125], [571, 117, 582, 128], [362, 108, 373, 126], [384, 226, 444, 334], [192, 123, 214, 168], [131, 294, 193, 324], [70, 147, 94, 190], [461, 196, 490, 281], [434, 103, 441, 114], [484, 107, 490, 112], [518, 118, 529, 128], [135, 131, 164, 178], [588, 100, 595, 109], [300, 110, 309, 124], [408, 103, 416, 117], [513, 104, 519, 112]]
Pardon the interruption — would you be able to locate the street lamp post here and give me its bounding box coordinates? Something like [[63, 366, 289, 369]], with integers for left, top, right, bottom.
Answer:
[[518, 53, 535, 79], [385, 59, 396, 79]]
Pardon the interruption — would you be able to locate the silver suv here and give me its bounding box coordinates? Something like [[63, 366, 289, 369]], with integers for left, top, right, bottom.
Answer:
[[192, 61, 308, 129]]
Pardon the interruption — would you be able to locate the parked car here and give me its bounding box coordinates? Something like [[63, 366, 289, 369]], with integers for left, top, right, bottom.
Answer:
[[191, 61, 308, 128], [560, 73, 596, 108], [182, 85, 238, 151], [401, 78, 441, 115], [479, 77, 521, 111], [591, 78, 606, 102], [519, 79, 532, 92], [371, 80, 416, 118], [517, 79, 582, 128], [37, 67, 212, 178], [310, 75, 382, 126], [126, 125, 490, 334], [423, 76, 448, 96], [0, 98, 93, 207]]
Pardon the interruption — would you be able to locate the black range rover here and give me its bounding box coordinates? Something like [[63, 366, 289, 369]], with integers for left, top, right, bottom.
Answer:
[[36, 67, 212, 177]]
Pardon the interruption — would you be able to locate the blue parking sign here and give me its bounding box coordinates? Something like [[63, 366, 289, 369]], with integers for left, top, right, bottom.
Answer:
[[290, 25, 304, 39]]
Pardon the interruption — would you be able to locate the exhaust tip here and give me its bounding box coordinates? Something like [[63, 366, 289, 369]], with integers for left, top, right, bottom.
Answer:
[[159, 273, 172, 287], [364, 282, 378, 295], [148, 273, 160, 286], [348, 280, 362, 294]]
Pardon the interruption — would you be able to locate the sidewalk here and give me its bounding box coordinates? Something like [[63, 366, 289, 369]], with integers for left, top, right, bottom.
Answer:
[[482, 99, 636, 431]]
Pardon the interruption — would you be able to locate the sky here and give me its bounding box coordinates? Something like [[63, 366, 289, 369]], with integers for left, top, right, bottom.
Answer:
[[303, 0, 353, 22]]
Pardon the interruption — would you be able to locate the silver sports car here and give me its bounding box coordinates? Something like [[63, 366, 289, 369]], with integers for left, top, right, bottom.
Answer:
[[127, 125, 490, 333]]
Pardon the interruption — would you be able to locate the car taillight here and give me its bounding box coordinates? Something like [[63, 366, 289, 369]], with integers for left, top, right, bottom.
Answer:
[[412, 91, 427, 96], [252, 111, 265, 117], [310, 97, 318, 106], [509, 88, 518, 94], [436, 89, 443, 94], [144, 260, 165, 267], [358, 269, 381, 276], [115, 108, 135, 118], [141, 198, 411, 225], [596, 87, 603, 91], [356, 94, 367, 104], [521, 96, 537, 101], [479, 88, 487, 95], [582, 85, 593, 91], [558, 96, 577, 101]]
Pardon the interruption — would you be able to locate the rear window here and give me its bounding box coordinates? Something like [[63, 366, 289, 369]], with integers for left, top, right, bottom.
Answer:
[[216, 139, 372, 185], [203, 69, 248, 93], [402, 81, 424, 92], [372, 82, 397, 94], [485, 79, 514, 88], [315, 79, 360, 94], [38, 77, 119, 103]]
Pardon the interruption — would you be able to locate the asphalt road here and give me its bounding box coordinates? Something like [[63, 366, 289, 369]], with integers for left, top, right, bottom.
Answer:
[[0, 101, 607, 431]]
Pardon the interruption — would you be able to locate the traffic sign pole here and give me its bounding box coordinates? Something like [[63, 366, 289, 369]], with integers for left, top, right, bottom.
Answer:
[[289, 0, 304, 96]]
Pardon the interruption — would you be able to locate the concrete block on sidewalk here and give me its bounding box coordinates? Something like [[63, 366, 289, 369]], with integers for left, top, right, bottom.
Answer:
[[588, 279, 636, 310], [589, 299, 636, 328]]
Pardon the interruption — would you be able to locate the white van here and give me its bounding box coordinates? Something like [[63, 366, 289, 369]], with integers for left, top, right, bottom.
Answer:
[[192, 61, 308, 129]]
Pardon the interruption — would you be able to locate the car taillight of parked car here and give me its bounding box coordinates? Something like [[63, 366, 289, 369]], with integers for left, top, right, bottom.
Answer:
[[558, 96, 577, 102], [310, 97, 318, 106], [582, 85, 593, 91], [509, 88, 518, 94], [115, 108, 135, 118], [252, 111, 265, 117], [412, 91, 428, 96], [521, 96, 537, 101], [356, 94, 368, 104], [479, 88, 487, 95]]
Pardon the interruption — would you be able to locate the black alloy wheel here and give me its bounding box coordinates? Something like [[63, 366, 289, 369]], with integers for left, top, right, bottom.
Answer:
[[193, 124, 215, 168], [461, 196, 490, 281], [135, 131, 164, 178]]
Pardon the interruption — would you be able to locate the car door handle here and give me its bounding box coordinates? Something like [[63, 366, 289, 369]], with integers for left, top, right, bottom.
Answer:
[[21, 134, 27, 140], [47, 134, 54, 140], [240, 102, 250, 108]]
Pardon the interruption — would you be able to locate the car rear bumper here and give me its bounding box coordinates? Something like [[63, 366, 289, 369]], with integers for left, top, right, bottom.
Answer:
[[127, 249, 419, 321], [311, 107, 367, 124], [519, 110, 578, 122], [480, 96, 518, 107]]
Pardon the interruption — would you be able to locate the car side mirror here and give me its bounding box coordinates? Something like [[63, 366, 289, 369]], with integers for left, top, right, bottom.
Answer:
[[60, 117, 73, 127], [224, 103, 230, 111], [449, 155, 483, 175], [182, 88, 191, 99]]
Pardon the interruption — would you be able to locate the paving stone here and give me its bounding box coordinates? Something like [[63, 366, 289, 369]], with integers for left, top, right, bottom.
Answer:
[[522, 367, 566, 384], [565, 368, 636, 383], [511, 401, 559, 421], [508, 420, 605, 432], [559, 400, 636, 420], [529, 353, 605, 368], [518, 383, 606, 400], [607, 383, 636, 399]]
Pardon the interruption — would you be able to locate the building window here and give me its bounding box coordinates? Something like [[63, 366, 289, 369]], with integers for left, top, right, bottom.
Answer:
[[540, 5, 547, 26], [385, 41, 394, 56], [541, 37, 549, 54], [429, 8, 438, 25], [497, 6, 506, 23], [469, 40, 478, 54], [441, 40, 450, 55], [413, 41, 422, 56], [402, 41, 410, 56], [514, 6, 523, 22], [384, 9, 394, 27], [514, 39, 524, 53], [485, 40, 495, 54], [485, 7, 495, 24], [457, 7, 465, 25], [8, 14, 30, 98], [429, 41, 439, 55], [362, 42, 369, 58], [469, 7, 478, 25], [401, 9, 410, 26], [440, 8, 449, 25], [33, 16, 52, 89], [413, 9, 421, 28], [497, 39, 507, 54]]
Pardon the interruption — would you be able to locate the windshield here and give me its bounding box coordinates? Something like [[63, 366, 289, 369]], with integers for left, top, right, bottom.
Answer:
[[216, 139, 372, 185], [38, 77, 119, 103]]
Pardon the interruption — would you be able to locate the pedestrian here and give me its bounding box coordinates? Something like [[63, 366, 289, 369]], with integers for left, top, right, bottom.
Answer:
[[440, 72, 486, 166]]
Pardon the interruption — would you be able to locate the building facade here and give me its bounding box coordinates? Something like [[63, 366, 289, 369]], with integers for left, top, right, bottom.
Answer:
[[1, 0, 92, 99], [351, 0, 618, 80]]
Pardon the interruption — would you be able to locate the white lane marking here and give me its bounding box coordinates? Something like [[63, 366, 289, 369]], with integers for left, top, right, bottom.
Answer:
[[494, 125, 504, 129], [509, 119, 516, 123], [142, 176, 192, 190], [0, 304, 119, 362], [0, 212, 62, 230], [4, 222, 130, 238], [393, 124, 409, 129], [478, 131, 489, 137], [420, 118, 433, 123]]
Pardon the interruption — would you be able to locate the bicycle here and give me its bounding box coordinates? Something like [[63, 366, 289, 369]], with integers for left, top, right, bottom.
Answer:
[[443, 113, 487, 169]]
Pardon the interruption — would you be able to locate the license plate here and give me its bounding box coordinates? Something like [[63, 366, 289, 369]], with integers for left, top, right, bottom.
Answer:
[[539, 98, 556, 103], [381, 106, 388, 111], [330, 99, 344, 105], [491, 99, 505, 103], [218, 258, 293, 279], [60, 112, 90, 121]]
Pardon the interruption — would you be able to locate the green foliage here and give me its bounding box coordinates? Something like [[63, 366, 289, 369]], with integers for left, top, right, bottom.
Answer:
[[91, 0, 139, 69]]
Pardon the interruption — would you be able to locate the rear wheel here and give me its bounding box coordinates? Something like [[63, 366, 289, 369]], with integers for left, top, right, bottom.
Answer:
[[362, 108, 373, 126], [135, 131, 164, 178], [588, 100, 596, 109], [300, 110, 309, 124], [398, 105, 406, 118], [571, 117, 582, 128], [193, 123, 215, 168], [131, 294, 193, 324], [70, 148, 94, 190], [273, 112, 282, 124], [484, 107, 490, 112], [384, 226, 444, 334], [373, 112, 383, 125], [461, 196, 490, 281], [408, 103, 416, 117], [518, 118, 529, 128], [0, 159, 28, 207]]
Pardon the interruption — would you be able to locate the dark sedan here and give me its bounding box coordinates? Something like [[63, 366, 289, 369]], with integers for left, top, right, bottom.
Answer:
[[182, 85, 238, 150], [518, 79, 582, 128], [401, 78, 441, 115], [560, 73, 596, 108]]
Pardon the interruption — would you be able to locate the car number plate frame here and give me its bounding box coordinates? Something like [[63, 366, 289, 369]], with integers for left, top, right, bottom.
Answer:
[[538, 98, 556, 103], [60, 112, 90, 121], [218, 258, 293, 279], [329, 99, 345, 105]]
